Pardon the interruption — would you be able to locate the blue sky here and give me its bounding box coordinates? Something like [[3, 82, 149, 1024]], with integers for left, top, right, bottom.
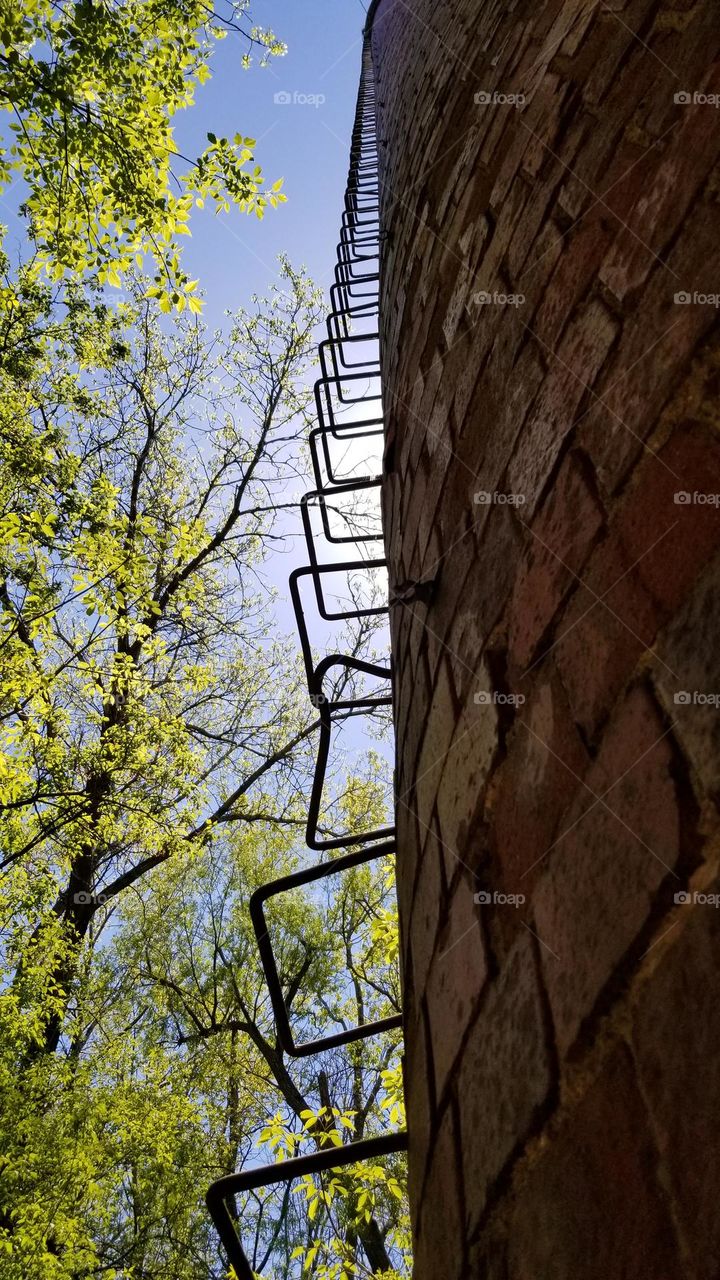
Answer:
[[179, 0, 392, 787], [177, 0, 370, 324], [171, 0, 387, 597]]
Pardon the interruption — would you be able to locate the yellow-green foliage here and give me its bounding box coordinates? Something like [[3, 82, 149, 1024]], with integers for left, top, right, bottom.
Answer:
[[0, 0, 287, 309]]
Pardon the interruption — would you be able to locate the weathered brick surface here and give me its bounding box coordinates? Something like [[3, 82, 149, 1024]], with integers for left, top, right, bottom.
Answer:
[[490, 665, 589, 906], [370, 0, 720, 1270], [552, 533, 663, 737], [503, 1045, 685, 1280], [652, 550, 720, 808], [455, 931, 553, 1235], [402, 997, 434, 1227], [533, 682, 681, 1056], [632, 886, 720, 1280], [507, 297, 619, 514], [507, 449, 606, 670], [423, 873, 488, 1099], [413, 1101, 466, 1280]]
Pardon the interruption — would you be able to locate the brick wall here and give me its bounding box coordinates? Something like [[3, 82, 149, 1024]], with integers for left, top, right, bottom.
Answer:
[[369, 0, 720, 1275]]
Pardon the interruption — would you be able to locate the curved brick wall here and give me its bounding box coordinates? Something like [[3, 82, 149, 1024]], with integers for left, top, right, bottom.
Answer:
[[369, 0, 720, 1275]]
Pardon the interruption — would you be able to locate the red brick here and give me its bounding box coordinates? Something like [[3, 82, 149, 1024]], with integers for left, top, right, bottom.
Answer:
[[533, 220, 612, 349], [403, 1000, 434, 1227], [374, 0, 720, 1270], [466, 1230, 509, 1280], [576, 199, 720, 496], [553, 422, 720, 733], [409, 657, 458, 832], [506, 1045, 684, 1280], [599, 65, 720, 301], [395, 789, 421, 958], [407, 814, 447, 1006], [393, 642, 429, 797], [506, 175, 565, 284], [414, 443, 453, 569], [397, 591, 428, 690], [582, 0, 660, 109], [508, 449, 606, 671], [441, 607, 495, 763], [491, 664, 590, 904], [456, 931, 553, 1233], [632, 888, 720, 1280], [424, 506, 524, 686], [533, 684, 681, 1055], [508, 298, 619, 513], [461, 337, 544, 517], [552, 107, 608, 220], [613, 423, 720, 615], [651, 549, 720, 809], [424, 873, 488, 1099], [414, 1103, 466, 1280], [489, 76, 563, 208], [459, 503, 526, 652], [435, 676, 499, 879], [553, 533, 662, 737], [423, 525, 480, 670], [477, 92, 520, 175], [445, 334, 485, 441]]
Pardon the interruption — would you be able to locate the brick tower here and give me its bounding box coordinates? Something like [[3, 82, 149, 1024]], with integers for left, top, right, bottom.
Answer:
[[369, 0, 720, 1274]]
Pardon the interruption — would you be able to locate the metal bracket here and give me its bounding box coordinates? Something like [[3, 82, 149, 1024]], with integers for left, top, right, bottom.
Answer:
[[249, 840, 401, 1057], [206, 1131, 408, 1280], [204, 34, 406, 1276]]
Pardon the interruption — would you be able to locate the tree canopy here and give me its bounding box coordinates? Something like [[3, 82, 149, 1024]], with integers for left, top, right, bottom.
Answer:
[[0, 0, 287, 308], [0, 4, 408, 1278]]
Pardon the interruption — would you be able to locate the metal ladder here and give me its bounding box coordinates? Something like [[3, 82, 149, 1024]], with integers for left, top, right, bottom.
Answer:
[[206, 33, 407, 1279]]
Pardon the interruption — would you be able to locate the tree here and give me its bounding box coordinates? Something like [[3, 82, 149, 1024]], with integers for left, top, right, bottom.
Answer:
[[1, 818, 408, 1278], [0, 259, 330, 1046], [117, 825, 408, 1278], [0, 7, 409, 1275], [0, 0, 287, 308], [0, 261, 407, 1277]]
